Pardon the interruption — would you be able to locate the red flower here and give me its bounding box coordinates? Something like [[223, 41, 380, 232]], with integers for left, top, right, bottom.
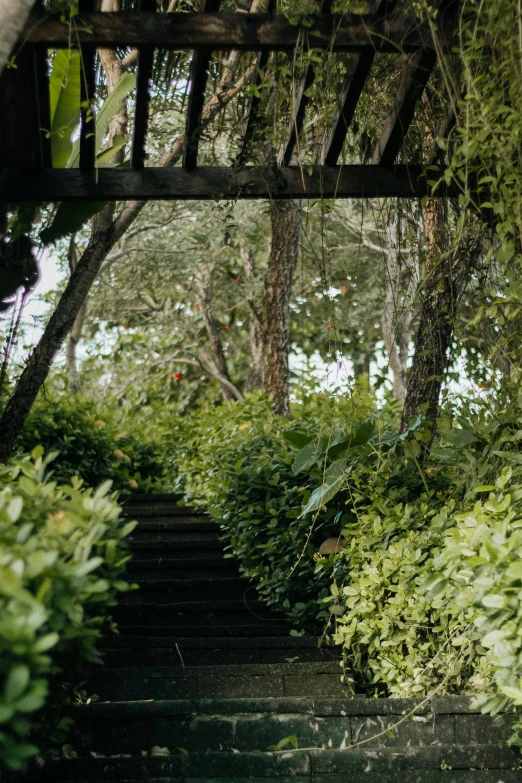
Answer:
[[174, 373, 181, 381]]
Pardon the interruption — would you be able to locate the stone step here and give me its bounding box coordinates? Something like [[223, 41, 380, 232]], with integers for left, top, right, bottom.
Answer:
[[127, 537, 223, 551], [113, 624, 294, 638], [26, 745, 522, 782], [127, 549, 229, 562], [112, 599, 281, 624], [122, 504, 200, 518], [128, 519, 219, 532], [119, 585, 250, 605], [72, 693, 516, 754], [89, 662, 344, 701], [100, 635, 338, 666], [101, 643, 336, 667]]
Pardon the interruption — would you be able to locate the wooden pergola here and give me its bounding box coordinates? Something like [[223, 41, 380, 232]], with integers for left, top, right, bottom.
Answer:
[[0, 1, 458, 204]]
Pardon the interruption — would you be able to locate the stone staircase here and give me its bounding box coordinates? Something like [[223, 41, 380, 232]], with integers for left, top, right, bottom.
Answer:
[[32, 495, 521, 781]]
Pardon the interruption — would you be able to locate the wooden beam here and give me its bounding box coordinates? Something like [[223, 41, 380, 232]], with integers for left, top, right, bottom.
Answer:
[[371, 0, 455, 167], [131, 0, 156, 170], [23, 12, 453, 52], [0, 165, 459, 201], [183, 0, 221, 170], [79, 0, 96, 171], [35, 44, 52, 169], [321, 0, 396, 166], [370, 49, 436, 166], [0, 46, 43, 170], [278, 0, 333, 167]]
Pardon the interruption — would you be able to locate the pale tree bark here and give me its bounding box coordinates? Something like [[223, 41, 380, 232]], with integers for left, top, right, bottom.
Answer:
[[0, 0, 34, 77], [381, 206, 419, 401], [0, 4, 259, 462], [240, 247, 263, 391], [262, 200, 301, 417], [195, 264, 236, 401], [64, 235, 87, 393]]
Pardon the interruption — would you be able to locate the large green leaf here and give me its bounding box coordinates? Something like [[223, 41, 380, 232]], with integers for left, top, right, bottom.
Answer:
[[49, 50, 81, 168], [299, 475, 345, 517], [67, 72, 136, 168], [40, 201, 107, 245]]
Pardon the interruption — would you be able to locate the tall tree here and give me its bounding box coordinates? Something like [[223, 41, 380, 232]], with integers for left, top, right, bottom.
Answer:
[[262, 199, 300, 416], [400, 198, 455, 437]]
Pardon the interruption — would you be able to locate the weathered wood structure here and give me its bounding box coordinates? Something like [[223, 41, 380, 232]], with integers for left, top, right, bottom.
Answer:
[[0, 1, 458, 204]]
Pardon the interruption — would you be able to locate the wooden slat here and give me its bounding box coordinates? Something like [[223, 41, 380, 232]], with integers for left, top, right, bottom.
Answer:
[[371, 0, 455, 167], [183, 0, 222, 170], [23, 12, 453, 52], [370, 49, 436, 166], [321, 0, 396, 166], [238, 0, 277, 164], [0, 46, 42, 170], [131, 0, 156, 170], [79, 0, 96, 171], [35, 44, 52, 168], [0, 165, 459, 201], [278, 0, 332, 166]]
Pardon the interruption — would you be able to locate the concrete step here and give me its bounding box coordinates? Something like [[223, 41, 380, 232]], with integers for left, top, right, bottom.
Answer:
[[100, 635, 338, 667], [89, 662, 344, 701], [119, 584, 251, 605], [26, 745, 522, 782]]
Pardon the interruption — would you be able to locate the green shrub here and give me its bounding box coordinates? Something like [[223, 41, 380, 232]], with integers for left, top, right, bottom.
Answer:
[[169, 389, 394, 627], [0, 449, 136, 772], [14, 397, 164, 493]]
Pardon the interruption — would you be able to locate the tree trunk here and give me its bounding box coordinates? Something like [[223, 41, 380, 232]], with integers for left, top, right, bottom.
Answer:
[[0, 0, 35, 77], [196, 265, 236, 401], [241, 247, 263, 391], [0, 205, 124, 462], [262, 199, 300, 416], [400, 199, 455, 438], [381, 207, 418, 401]]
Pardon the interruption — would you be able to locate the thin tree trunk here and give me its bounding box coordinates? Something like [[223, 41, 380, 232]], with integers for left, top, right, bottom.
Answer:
[[241, 247, 263, 391], [400, 199, 455, 438], [0, 205, 122, 462], [0, 0, 35, 77], [0, 2, 258, 462], [262, 199, 300, 416], [381, 207, 419, 401], [196, 265, 236, 401]]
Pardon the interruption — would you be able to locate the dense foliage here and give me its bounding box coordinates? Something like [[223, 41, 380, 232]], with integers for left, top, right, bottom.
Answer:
[[0, 450, 135, 771], [12, 396, 165, 493]]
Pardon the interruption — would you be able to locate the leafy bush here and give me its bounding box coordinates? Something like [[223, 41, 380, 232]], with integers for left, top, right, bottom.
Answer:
[[0, 450, 136, 771], [170, 389, 397, 627], [13, 397, 164, 493]]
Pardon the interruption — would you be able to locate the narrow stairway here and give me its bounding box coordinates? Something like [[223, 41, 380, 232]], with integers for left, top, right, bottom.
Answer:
[[33, 495, 521, 782]]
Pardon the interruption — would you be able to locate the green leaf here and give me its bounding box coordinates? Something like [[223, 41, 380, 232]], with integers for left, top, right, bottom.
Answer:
[[283, 430, 314, 449], [268, 735, 298, 751], [293, 437, 324, 473], [96, 135, 127, 165], [67, 72, 136, 168], [4, 666, 30, 703], [299, 476, 344, 517], [40, 201, 107, 245], [49, 50, 81, 168]]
